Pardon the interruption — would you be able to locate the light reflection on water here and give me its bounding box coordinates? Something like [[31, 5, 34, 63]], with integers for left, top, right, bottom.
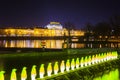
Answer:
[[0, 40, 85, 48], [0, 40, 120, 48], [93, 68, 119, 80]]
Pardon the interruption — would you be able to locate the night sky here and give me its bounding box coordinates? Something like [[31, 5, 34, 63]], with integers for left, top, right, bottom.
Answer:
[[0, 0, 120, 28]]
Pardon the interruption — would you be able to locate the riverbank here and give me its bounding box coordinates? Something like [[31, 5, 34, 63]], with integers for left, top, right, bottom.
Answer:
[[37, 56, 120, 80], [0, 48, 119, 58], [0, 47, 119, 80]]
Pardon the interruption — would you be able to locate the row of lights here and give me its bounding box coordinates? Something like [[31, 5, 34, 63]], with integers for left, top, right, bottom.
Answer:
[[0, 51, 118, 80], [2, 28, 84, 36]]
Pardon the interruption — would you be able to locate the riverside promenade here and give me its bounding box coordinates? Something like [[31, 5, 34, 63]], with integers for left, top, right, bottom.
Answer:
[[0, 48, 119, 58], [0, 48, 119, 80]]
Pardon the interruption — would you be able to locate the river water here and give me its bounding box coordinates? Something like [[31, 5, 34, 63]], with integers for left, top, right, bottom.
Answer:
[[0, 40, 120, 48]]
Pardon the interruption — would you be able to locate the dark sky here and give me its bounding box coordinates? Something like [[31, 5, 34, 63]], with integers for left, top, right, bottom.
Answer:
[[0, 0, 120, 28]]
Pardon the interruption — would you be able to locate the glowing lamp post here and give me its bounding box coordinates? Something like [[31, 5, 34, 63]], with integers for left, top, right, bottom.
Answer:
[[60, 60, 65, 73], [84, 56, 88, 66], [92, 55, 95, 64], [31, 65, 37, 80], [114, 51, 118, 59], [66, 59, 70, 71], [71, 59, 75, 70], [88, 56, 91, 65], [101, 53, 105, 62], [10, 68, 17, 80], [76, 58, 79, 68], [80, 57, 84, 67], [98, 54, 101, 63], [54, 62, 59, 74], [21, 67, 27, 80], [0, 71, 5, 80], [95, 54, 98, 64], [47, 63, 52, 76], [39, 64, 45, 78]]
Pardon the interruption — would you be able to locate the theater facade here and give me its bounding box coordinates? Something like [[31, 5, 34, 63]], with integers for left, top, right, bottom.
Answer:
[[0, 22, 84, 37]]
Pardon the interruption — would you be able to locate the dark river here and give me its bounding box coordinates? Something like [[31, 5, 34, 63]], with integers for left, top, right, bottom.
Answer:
[[0, 40, 120, 48]]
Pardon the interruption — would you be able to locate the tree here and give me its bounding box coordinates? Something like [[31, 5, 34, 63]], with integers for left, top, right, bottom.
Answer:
[[83, 23, 94, 42], [110, 15, 120, 36], [64, 22, 76, 48], [64, 22, 76, 36], [84, 22, 93, 33], [93, 22, 111, 35]]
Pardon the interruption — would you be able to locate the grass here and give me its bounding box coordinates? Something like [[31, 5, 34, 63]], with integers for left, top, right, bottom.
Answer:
[[0, 48, 117, 58]]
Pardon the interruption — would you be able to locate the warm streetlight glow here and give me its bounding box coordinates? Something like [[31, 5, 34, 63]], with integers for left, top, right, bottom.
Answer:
[[1, 27, 84, 37]]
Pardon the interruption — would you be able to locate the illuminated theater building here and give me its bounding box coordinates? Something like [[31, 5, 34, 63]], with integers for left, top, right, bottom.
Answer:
[[0, 22, 85, 37]]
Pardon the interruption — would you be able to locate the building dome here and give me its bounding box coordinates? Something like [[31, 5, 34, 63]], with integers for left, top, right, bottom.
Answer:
[[45, 22, 63, 29]]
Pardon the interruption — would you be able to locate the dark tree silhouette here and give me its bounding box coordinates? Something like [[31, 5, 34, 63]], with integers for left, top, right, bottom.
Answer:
[[84, 22, 93, 33], [64, 22, 76, 36], [83, 23, 94, 42], [64, 22, 76, 48], [110, 15, 120, 36], [93, 22, 111, 35]]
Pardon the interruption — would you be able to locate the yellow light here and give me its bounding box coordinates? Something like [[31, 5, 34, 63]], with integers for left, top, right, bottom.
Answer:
[[95, 54, 98, 64], [21, 67, 27, 80], [0, 71, 5, 80], [76, 58, 79, 68], [54, 62, 59, 74], [66, 59, 70, 71], [71, 59, 75, 70], [31, 65, 36, 80], [10, 69, 17, 80], [80, 57, 84, 67], [47, 63, 52, 76], [92, 55, 95, 64], [50, 22, 60, 24], [84, 56, 88, 66], [60, 60, 65, 73], [88, 56, 91, 65], [39, 64, 44, 78]]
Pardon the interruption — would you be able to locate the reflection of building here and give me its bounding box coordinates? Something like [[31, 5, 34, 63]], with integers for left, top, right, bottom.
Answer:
[[0, 22, 85, 37]]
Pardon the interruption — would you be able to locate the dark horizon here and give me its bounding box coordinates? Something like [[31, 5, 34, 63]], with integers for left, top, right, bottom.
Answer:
[[0, 0, 120, 29]]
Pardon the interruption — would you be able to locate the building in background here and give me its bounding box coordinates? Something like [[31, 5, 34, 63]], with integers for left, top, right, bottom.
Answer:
[[0, 22, 85, 37]]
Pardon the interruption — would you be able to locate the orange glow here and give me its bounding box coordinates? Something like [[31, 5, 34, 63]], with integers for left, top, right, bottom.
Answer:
[[1, 28, 84, 37]]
